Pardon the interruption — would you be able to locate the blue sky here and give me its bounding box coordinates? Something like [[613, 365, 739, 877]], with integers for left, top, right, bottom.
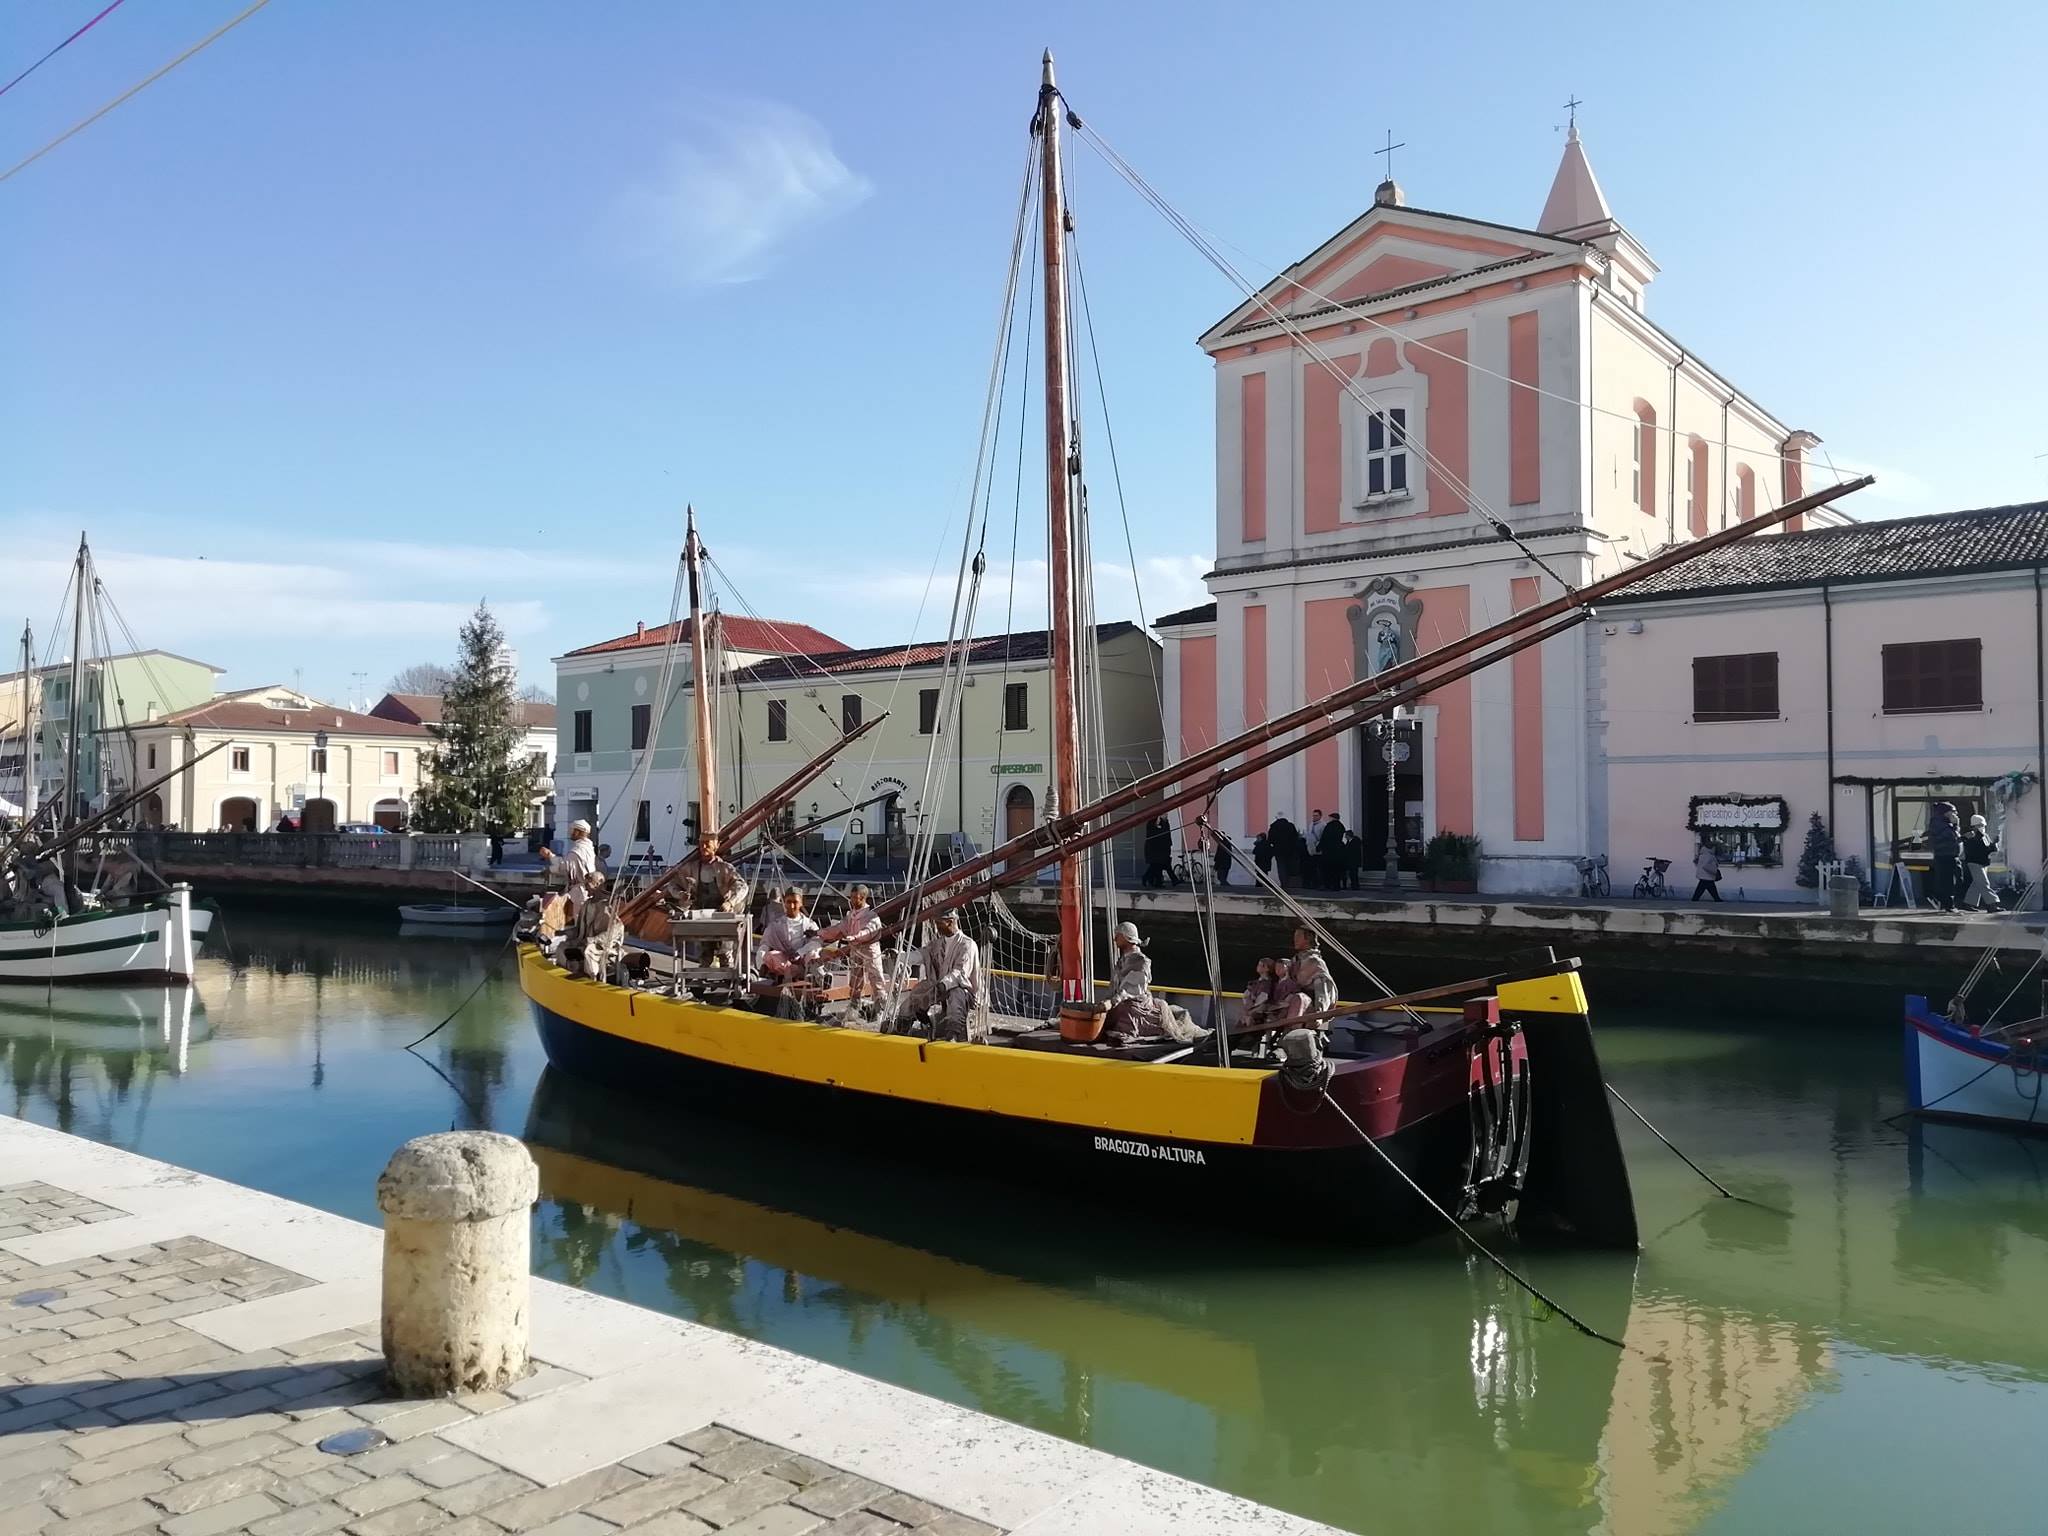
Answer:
[[6, 0, 2044, 703]]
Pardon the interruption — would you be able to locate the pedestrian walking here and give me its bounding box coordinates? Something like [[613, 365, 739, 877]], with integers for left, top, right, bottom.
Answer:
[[1307, 811, 1327, 886], [1214, 836, 1234, 887], [1928, 801, 1963, 912], [1690, 841, 1723, 902], [1252, 832, 1274, 880], [1960, 813, 1998, 911]]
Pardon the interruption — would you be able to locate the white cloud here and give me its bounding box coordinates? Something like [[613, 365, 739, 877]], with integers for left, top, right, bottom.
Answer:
[[612, 98, 872, 286]]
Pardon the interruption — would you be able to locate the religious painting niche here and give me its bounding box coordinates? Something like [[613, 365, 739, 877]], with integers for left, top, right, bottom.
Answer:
[[1348, 578, 1424, 679]]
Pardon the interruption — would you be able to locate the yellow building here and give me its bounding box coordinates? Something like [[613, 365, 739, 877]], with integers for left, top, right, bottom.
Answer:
[[125, 686, 429, 832]]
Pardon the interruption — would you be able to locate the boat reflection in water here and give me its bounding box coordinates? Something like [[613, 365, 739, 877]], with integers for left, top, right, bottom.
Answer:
[[0, 984, 204, 1141], [528, 1067, 1766, 1534]]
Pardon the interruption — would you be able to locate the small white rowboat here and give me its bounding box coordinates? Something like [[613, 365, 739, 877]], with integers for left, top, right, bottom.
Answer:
[[398, 903, 518, 927]]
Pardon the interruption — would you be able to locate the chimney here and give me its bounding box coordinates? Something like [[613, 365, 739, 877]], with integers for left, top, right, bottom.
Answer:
[[636, 621, 646, 639]]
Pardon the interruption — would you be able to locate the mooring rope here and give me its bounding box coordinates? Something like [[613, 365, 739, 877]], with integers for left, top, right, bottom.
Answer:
[[401, 932, 517, 1052], [1603, 1083, 1789, 1215], [1316, 1089, 1634, 1353]]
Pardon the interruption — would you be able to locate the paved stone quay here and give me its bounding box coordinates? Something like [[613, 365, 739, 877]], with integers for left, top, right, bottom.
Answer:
[[1, 1119, 1337, 1536]]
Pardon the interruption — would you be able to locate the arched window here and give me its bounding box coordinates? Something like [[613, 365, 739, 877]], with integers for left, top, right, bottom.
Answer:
[[1734, 464, 1756, 523], [1631, 401, 1657, 516]]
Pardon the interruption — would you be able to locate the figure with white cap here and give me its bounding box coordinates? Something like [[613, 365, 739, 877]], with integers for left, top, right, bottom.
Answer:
[[1961, 812, 1999, 912], [758, 886, 821, 981], [1101, 920, 1170, 1042], [891, 909, 985, 1042], [539, 819, 599, 914]]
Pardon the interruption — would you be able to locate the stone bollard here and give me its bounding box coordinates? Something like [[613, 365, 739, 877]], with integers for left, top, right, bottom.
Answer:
[[376, 1131, 538, 1397], [1828, 873, 1860, 920]]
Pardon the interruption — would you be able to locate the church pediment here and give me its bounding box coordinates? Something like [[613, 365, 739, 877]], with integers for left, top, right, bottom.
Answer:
[[1201, 206, 1583, 349]]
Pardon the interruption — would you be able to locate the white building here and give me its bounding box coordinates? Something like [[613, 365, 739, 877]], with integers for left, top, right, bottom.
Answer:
[[367, 691, 558, 828]]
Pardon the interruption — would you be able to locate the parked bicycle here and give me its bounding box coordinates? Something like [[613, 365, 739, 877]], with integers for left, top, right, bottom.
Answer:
[[1575, 854, 1610, 899], [1633, 856, 1672, 900]]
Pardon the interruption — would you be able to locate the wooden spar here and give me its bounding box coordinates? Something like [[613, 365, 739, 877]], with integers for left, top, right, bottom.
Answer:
[[870, 472, 1873, 930], [727, 789, 896, 862], [684, 508, 719, 848], [1037, 51, 1085, 998], [835, 609, 1588, 958], [616, 711, 888, 926]]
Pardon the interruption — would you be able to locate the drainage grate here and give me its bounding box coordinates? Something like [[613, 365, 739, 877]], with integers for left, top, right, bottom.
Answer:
[[316, 1426, 393, 1456]]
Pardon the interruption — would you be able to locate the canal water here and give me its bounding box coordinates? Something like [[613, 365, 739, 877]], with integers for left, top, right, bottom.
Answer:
[[4, 909, 2044, 1536]]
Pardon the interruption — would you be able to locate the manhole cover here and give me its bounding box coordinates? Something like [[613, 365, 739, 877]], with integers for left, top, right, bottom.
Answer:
[[11, 1289, 64, 1307], [316, 1426, 392, 1456]]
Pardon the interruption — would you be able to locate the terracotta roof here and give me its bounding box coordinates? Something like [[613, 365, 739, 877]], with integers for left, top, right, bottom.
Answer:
[[729, 622, 1142, 685], [370, 692, 556, 729], [148, 700, 431, 737], [1607, 502, 2048, 604], [1153, 603, 1218, 628], [563, 616, 846, 660]]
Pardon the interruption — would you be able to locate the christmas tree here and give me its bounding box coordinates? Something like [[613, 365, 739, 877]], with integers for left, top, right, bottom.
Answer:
[[1794, 810, 1834, 888], [409, 604, 541, 834]]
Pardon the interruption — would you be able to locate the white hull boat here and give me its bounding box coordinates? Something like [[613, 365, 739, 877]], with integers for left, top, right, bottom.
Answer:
[[0, 886, 199, 986], [398, 903, 517, 927], [1903, 994, 2045, 1135]]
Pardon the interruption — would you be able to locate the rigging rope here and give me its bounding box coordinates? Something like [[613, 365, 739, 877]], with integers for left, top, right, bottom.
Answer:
[[0, 0, 129, 102], [0, 0, 277, 186], [1065, 114, 1574, 590], [1062, 108, 1866, 495]]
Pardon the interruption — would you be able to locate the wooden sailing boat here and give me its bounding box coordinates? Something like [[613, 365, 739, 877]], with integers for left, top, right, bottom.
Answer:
[[518, 57, 1871, 1244], [0, 537, 205, 986]]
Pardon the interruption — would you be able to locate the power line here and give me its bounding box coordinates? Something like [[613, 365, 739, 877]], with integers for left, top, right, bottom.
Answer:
[[0, 0, 130, 102], [0, 0, 275, 187]]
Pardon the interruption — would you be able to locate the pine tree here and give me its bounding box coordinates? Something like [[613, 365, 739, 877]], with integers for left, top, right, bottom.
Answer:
[[1794, 810, 1834, 888], [409, 604, 540, 834]]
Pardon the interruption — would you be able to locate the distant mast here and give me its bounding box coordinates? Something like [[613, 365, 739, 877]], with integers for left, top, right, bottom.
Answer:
[[1036, 51, 1087, 1000], [684, 508, 719, 846], [17, 623, 33, 817], [61, 534, 87, 829]]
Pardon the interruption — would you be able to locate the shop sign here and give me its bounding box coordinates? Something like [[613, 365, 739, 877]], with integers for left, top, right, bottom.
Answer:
[[1689, 795, 1788, 831], [991, 762, 1043, 776]]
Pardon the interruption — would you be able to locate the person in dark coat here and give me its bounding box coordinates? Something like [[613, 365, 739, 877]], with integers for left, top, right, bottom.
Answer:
[[1342, 828, 1364, 889], [1960, 813, 1998, 912], [1268, 814, 1300, 886], [1252, 832, 1274, 880], [1317, 815, 1348, 891], [1928, 801, 1963, 912], [1214, 836, 1234, 888], [1143, 815, 1173, 888]]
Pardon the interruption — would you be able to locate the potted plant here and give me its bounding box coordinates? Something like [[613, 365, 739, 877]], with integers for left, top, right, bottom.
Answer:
[[1423, 829, 1482, 893]]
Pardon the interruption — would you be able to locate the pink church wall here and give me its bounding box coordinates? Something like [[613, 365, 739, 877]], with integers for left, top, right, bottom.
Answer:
[[1507, 311, 1541, 507], [1243, 605, 1268, 833], [1303, 353, 1361, 534], [1295, 223, 1531, 299], [1332, 253, 1454, 302], [1179, 635, 1217, 761], [1302, 598, 1353, 822], [1241, 373, 1267, 542], [1412, 331, 1470, 518], [1364, 338, 1401, 377], [1510, 576, 1544, 841], [1417, 584, 1474, 835]]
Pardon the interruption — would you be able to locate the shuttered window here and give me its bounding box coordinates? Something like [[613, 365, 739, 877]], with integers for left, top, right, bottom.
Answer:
[[918, 688, 939, 735], [767, 700, 787, 741], [1883, 640, 1982, 714], [1692, 652, 1779, 722], [842, 695, 862, 732], [630, 704, 651, 750]]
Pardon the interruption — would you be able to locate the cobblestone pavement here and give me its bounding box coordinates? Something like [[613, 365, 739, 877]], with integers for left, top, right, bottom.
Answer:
[[0, 1182, 1002, 1536]]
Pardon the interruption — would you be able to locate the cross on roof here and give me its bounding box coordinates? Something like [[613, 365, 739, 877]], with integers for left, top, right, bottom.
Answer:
[[1563, 94, 1583, 128], [1375, 129, 1405, 179]]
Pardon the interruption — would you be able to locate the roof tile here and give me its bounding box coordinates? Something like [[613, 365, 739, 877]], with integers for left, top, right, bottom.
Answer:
[[564, 616, 846, 659]]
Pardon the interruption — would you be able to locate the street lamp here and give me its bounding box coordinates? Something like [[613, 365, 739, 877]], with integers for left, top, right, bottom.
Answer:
[[1373, 707, 1412, 890], [314, 729, 328, 833]]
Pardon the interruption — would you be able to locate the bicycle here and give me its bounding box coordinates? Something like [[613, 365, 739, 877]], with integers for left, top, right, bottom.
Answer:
[[1575, 854, 1610, 899], [1633, 857, 1672, 900]]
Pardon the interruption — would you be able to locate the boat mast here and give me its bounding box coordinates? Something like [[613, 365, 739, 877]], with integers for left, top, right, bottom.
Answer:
[[684, 508, 719, 845], [61, 534, 87, 829], [17, 622, 33, 817], [1037, 51, 1086, 1000]]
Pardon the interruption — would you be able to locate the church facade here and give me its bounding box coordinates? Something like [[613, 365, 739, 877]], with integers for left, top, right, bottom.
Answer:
[[1156, 125, 1836, 892]]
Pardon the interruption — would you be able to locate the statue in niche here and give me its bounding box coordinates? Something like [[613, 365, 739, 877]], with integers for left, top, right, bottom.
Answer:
[[1347, 578, 1423, 680]]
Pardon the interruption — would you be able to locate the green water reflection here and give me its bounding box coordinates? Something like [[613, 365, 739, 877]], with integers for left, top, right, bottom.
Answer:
[[3, 911, 2045, 1535]]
